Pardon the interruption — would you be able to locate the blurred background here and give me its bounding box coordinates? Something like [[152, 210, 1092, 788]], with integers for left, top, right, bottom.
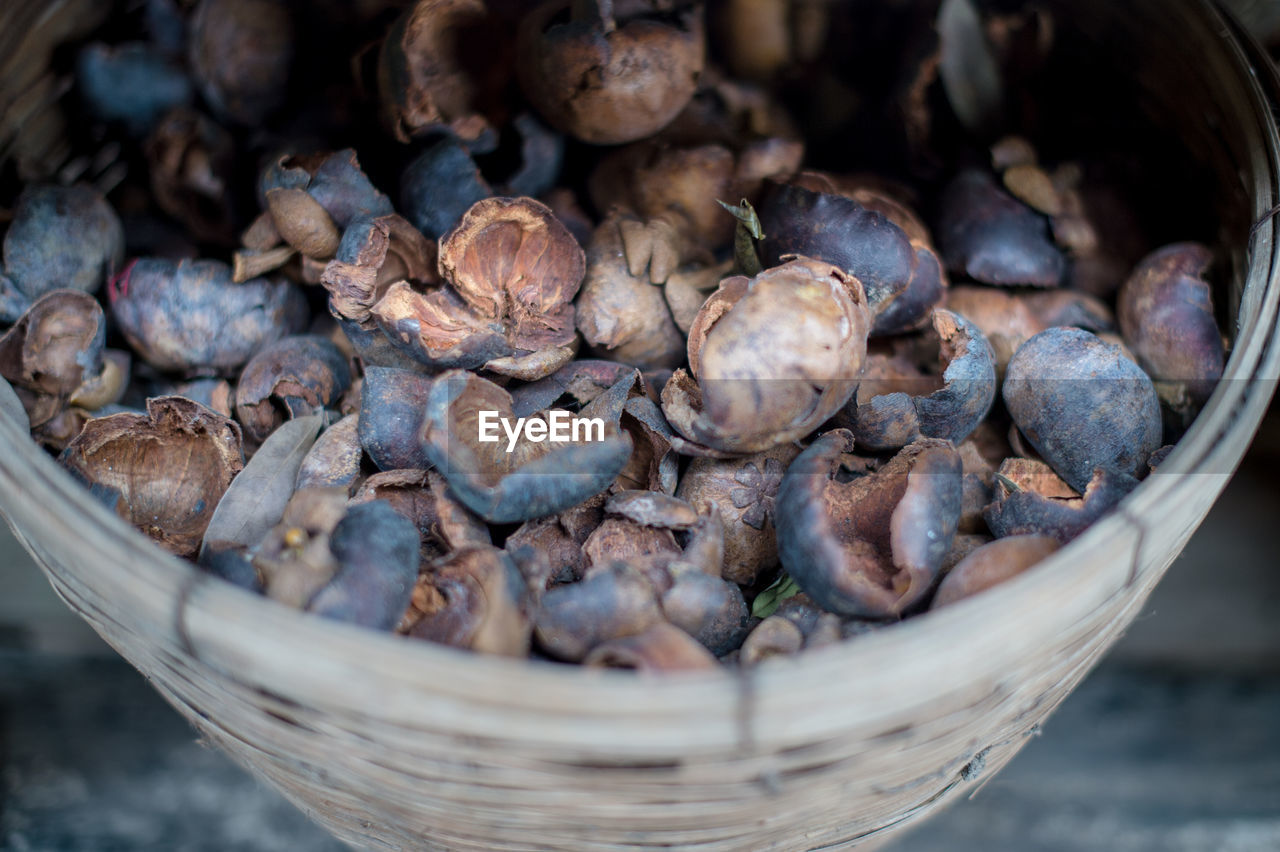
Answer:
[[4, 1, 1280, 850]]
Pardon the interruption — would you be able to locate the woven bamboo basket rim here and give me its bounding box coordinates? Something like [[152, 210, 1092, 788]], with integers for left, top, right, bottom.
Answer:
[[1, 0, 1277, 746], [2, 0, 1280, 848]]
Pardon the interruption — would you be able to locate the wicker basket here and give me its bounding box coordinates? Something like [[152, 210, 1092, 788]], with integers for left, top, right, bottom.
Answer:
[[3, 2, 1279, 850]]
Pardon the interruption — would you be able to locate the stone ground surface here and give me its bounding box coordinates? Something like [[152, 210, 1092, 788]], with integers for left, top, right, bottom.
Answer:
[[3, 417, 1280, 851]]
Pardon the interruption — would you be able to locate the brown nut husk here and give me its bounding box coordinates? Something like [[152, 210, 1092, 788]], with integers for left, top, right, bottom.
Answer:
[[943, 285, 1042, 375], [146, 107, 237, 245], [775, 431, 963, 618], [322, 213, 439, 326], [0, 290, 106, 428], [588, 142, 738, 273], [516, 0, 705, 145], [662, 258, 871, 455], [1020, 288, 1115, 335], [407, 546, 532, 656], [675, 442, 799, 586], [1117, 242, 1224, 409], [373, 197, 584, 379], [189, 0, 293, 125], [421, 369, 634, 523], [846, 309, 996, 452], [378, 0, 504, 145], [584, 621, 719, 671], [575, 213, 686, 369], [358, 366, 435, 471], [582, 517, 681, 571], [266, 187, 340, 259], [351, 468, 490, 561], [931, 534, 1059, 609], [505, 494, 607, 588], [60, 397, 245, 557], [234, 336, 353, 444]]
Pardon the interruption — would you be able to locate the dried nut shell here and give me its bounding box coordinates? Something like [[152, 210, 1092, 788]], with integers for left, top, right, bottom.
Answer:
[[535, 563, 663, 662], [506, 494, 606, 588], [931, 534, 1060, 608], [676, 442, 799, 586], [1117, 243, 1224, 408], [1004, 327, 1162, 493], [108, 258, 307, 374], [944, 285, 1042, 374], [266, 187, 340, 258], [618, 395, 680, 494], [662, 258, 871, 455], [589, 142, 738, 257], [1020, 289, 1115, 334], [0, 291, 107, 428], [517, 0, 705, 145], [189, 0, 292, 125], [296, 414, 362, 491], [660, 565, 751, 655], [258, 487, 350, 608], [849, 309, 996, 451], [576, 214, 686, 370], [399, 137, 492, 240], [605, 490, 700, 530], [584, 622, 720, 671], [582, 518, 681, 570], [234, 336, 352, 444], [359, 366, 435, 471], [408, 546, 531, 655], [322, 214, 440, 328], [376, 197, 584, 379], [378, 0, 499, 144], [421, 369, 633, 523], [739, 615, 805, 665], [983, 464, 1136, 543], [776, 432, 962, 618], [147, 108, 237, 245], [937, 170, 1065, 288], [758, 181, 944, 332], [60, 397, 245, 557], [351, 468, 490, 561], [68, 349, 129, 412], [307, 500, 421, 631], [2, 185, 124, 322]]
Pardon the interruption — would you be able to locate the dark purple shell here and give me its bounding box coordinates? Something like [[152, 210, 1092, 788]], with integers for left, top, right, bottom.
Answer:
[[1003, 327, 1161, 493], [937, 170, 1064, 288], [984, 467, 1136, 543], [307, 501, 420, 630], [358, 366, 434, 471], [400, 138, 491, 240], [1117, 242, 1224, 406], [758, 182, 915, 320]]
